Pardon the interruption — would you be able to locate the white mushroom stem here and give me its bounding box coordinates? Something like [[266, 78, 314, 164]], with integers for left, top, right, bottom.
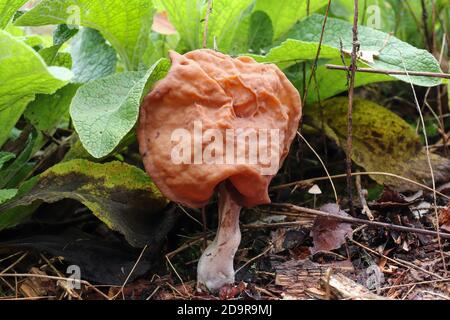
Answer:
[[197, 184, 242, 292]]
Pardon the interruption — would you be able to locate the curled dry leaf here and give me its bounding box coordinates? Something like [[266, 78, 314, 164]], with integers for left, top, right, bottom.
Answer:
[[310, 203, 353, 254], [370, 186, 421, 210]]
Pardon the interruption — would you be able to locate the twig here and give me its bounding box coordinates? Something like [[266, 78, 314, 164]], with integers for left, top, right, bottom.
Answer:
[[348, 239, 444, 280], [111, 245, 148, 300], [375, 278, 450, 291], [203, 0, 213, 49], [421, 0, 433, 51], [302, 0, 332, 106], [201, 206, 208, 249], [235, 244, 273, 274], [270, 203, 450, 239], [346, 0, 360, 215], [355, 173, 374, 220], [326, 64, 450, 79], [0, 273, 110, 299], [271, 171, 450, 200]]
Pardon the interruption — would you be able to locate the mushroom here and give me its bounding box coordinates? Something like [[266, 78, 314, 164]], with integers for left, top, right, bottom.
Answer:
[[138, 49, 302, 292]]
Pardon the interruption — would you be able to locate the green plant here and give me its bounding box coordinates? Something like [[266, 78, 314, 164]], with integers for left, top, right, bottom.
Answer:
[[0, 0, 447, 247]]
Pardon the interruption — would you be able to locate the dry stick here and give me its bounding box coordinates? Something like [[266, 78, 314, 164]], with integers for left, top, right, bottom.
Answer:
[[421, 0, 433, 52], [201, 206, 208, 249], [111, 245, 148, 300], [346, 0, 359, 215], [271, 171, 450, 200], [203, 0, 213, 49], [270, 203, 450, 240], [297, 132, 338, 203], [326, 64, 450, 79], [302, 0, 332, 107], [437, 34, 448, 153], [400, 56, 448, 276], [349, 238, 444, 280], [0, 273, 110, 300], [355, 173, 374, 221]]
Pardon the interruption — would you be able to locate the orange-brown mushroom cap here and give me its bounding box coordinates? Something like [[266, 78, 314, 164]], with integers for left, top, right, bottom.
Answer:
[[138, 49, 301, 209]]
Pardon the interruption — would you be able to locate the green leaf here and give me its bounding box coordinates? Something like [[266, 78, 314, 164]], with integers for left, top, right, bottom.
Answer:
[[306, 97, 450, 191], [53, 23, 78, 46], [0, 189, 17, 205], [0, 30, 72, 147], [250, 39, 341, 69], [163, 0, 253, 52], [248, 10, 273, 53], [254, 0, 329, 40], [0, 0, 28, 29], [206, 0, 254, 51], [70, 59, 171, 159], [0, 131, 37, 189], [70, 28, 117, 83], [15, 0, 155, 70], [285, 14, 443, 87], [0, 152, 15, 170], [0, 160, 169, 247], [24, 84, 80, 134]]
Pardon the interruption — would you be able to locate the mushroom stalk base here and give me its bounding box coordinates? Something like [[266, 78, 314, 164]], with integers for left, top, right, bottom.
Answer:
[[197, 184, 242, 292]]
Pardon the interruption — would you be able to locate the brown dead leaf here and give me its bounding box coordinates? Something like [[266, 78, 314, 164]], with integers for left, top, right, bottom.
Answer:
[[19, 267, 55, 298], [439, 204, 450, 233], [310, 204, 353, 254], [370, 186, 420, 210]]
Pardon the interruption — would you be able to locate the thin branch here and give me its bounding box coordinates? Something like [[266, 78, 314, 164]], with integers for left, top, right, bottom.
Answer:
[[346, 0, 360, 215], [203, 0, 213, 49], [270, 171, 450, 200], [302, 0, 332, 106], [270, 203, 450, 240], [326, 64, 450, 79]]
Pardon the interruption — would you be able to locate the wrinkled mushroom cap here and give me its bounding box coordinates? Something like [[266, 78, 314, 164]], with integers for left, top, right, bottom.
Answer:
[[138, 49, 301, 208]]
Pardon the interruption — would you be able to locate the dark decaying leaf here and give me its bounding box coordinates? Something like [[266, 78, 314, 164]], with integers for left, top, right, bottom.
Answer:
[[0, 222, 177, 285], [439, 205, 450, 233], [310, 203, 352, 254], [0, 159, 169, 247], [306, 98, 450, 191], [370, 186, 421, 210]]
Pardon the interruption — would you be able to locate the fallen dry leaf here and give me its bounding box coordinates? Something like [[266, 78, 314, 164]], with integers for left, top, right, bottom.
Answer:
[[310, 203, 353, 254], [439, 204, 450, 233]]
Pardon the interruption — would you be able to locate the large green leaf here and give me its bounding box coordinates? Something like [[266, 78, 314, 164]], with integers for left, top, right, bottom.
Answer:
[[70, 59, 171, 159], [254, 0, 329, 40], [305, 98, 450, 191], [250, 39, 341, 69], [15, 0, 154, 70], [0, 160, 169, 247], [248, 10, 273, 53], [285, 14, 443, 87], [70, 28, 117, 83], [24, 84, 80, 134], [0, 0, 28, 29], [163, 0, 253, 52], [0, 30, 71, 147]]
